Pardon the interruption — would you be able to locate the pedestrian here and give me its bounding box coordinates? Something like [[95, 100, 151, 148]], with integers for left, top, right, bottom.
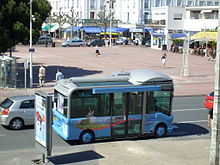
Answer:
[[208, 108, 213, 128], [161, 52, 167, 67], [38, 65, 46, 87], [95, 45, 101, 57], [56, 69, 64, 81]]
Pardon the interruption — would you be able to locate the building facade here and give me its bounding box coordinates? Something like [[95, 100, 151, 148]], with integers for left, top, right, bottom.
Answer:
[[47, 0, 219, 49]]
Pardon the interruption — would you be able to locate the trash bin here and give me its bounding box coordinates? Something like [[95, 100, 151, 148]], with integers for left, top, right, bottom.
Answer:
[[52, 42, 55, 47]]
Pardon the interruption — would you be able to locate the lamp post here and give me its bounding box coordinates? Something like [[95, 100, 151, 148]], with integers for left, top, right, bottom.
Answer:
[[108, 0, 115, 47], [29, 0, 33, 88], [209, 4, 220, 165]]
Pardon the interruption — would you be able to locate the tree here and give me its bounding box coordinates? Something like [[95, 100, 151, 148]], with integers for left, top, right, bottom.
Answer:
[[53, 7, 66, 39], [96, 5, 115, 40], [66, 7, 80, 38], [0, 0, 51, 54]]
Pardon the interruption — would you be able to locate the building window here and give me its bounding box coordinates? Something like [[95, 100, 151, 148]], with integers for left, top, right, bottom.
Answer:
[[166, 0, 172, 6], [72, 0, 74, 7], [156, 0, 161, 7], [174, 13, 182, 20], [100, 0, 104, 8], [90, 12, 95, 19], [144, 0, 150, 8], [77, 0, 79, 8], [199, 1, 205, 6], [127, 12, 130, 22], [187, 1, 193, 6], [214, 1, 219, 6], [90, 0, 95, 9], [177, 0, 182, 6], [190, 11, 200, 19], [207, 1, 212, 6]]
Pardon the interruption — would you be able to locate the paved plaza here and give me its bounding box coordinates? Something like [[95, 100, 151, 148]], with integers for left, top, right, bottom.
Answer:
[[0, 44, 215, 99]]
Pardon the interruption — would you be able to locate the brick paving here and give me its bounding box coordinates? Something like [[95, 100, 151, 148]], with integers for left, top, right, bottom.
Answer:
[[0, 44, 215, 99]]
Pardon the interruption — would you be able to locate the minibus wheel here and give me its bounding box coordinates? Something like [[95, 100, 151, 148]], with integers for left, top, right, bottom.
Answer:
[[79, 130, 95, 144], [154, 124, 167, 137]]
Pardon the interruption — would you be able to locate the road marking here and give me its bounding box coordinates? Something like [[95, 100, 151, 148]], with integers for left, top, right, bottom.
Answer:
[[175, 120, 207, 124], [0, 134, 6, 137], [173, 108, 206, 112]]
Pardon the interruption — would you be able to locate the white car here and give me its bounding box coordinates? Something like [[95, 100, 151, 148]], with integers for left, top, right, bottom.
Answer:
[[62, 39, 84, 47], [0, 95, 35, 130]]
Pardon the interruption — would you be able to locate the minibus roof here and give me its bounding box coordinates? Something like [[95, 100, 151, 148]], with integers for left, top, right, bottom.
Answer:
[[54, 69, 173, 95]]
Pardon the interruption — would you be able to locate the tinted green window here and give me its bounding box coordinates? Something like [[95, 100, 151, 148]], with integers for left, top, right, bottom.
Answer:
[[146, 91, 172, 115], [128, 92, 143, 115], [71, 90, 110, 118]]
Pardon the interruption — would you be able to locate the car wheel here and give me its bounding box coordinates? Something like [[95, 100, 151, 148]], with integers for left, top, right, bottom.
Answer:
[[154, 124, 167, 137], [9, 118, 24, 130], [79, 130, 95, 144], [67, 44, 70, 47], [79, 44, 83, 47]]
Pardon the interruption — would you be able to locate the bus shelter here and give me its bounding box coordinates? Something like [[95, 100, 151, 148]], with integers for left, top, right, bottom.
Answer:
[[0, 55, 16, 88]]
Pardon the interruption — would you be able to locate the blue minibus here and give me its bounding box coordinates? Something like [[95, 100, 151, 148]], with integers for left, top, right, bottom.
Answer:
[[52, 69, 174, 143]]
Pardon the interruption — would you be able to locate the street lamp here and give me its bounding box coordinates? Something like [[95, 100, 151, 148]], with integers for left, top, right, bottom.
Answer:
[[108, 0, 115, 47], [29, 0, 33, 88]]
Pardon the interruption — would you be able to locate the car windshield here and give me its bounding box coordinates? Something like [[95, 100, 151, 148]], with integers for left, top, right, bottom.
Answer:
[[0, 98, 13, 108]]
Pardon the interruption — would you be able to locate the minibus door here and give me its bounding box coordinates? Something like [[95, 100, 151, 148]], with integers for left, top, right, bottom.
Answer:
[[111, 92, 142, 138]]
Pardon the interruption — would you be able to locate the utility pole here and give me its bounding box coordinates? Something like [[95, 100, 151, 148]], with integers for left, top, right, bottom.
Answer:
[[29, 0, 33, 88], [209, 3, 220, 165], [180, 33, 190, 77]]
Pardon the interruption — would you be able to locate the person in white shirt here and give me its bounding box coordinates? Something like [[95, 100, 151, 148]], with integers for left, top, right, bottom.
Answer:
[[38, 65, 46, 87], [56, 69, 64, 81]]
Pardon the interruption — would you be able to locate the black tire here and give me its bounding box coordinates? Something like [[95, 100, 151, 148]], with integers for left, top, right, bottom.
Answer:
[[154, 124, 167, 137], [79, 130, 95, 144], [67, 44, 70, 47], [9, 118, 24, 130]]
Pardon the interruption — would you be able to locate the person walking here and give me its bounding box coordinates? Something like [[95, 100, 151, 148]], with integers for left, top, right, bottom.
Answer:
[[95, 45, 101, 57], [161, 52, 167, 67], [38, 65, 46, 87], [56, 69, 64, 81]]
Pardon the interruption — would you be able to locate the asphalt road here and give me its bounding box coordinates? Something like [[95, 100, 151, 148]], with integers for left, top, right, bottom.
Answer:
[[0, 96, 209, 151]]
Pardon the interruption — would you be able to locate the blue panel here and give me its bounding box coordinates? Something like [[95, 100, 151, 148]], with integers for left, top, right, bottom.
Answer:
[[117, 28, 129, 32], [171, 33, 187, 38], [92, 85, 161, 94], [83, 27, 102, 33], [64, 26, 81, 32], [106, 27, 118, 33], [152, 33, 165, 37], [145, 28, 153, 33]]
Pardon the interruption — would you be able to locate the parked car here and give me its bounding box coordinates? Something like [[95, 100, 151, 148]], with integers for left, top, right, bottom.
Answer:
[[0, 95, 35, 130], [62, 39, 85, 47], [37, 35, 53, 45], [204, 91, 214, 110], [115, 37, 128, 45], [87, 39, 105, 47]]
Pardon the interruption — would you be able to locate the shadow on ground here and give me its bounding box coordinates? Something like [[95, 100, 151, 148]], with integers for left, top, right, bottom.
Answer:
[[172, 123, 209, 136], [47, 150, 104, 164], [16, 63, 102, 87]]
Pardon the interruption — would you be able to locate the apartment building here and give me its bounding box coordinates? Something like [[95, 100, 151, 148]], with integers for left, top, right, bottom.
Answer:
[[47, 0, 219, 49]]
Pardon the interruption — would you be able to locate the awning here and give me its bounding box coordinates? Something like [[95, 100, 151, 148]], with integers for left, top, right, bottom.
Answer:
[[64, 26, 81, 32], [83, 27, 102, 33], [42, 25, 55, 31], [106, 27, 118, 33], [92, 85, 161, 94], [117, 28, 129, 32], [171, 33, 187, 39], [152, 33, 165, 37], [145, 28, 153, 33], [190, 31, 217, 41]]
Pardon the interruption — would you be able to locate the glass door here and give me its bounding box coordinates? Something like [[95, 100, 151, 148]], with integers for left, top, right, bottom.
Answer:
[[111, 92, 143, 137], [111, 93, 127, 137]]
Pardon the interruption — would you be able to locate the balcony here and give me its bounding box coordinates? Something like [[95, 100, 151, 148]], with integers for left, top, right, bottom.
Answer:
[[145, 19, 166, 27]]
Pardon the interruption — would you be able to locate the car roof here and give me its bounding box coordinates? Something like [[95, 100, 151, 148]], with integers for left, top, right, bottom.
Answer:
[[8, 95, 35, 101]]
